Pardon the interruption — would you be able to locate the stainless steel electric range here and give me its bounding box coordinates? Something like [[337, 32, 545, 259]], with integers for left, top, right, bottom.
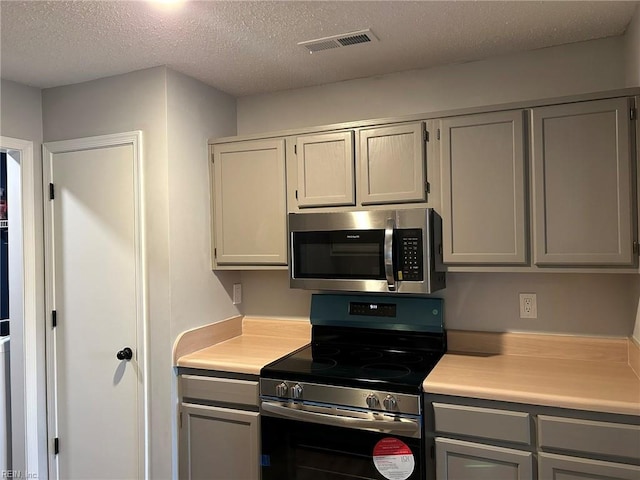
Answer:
[[260, 293, 446, 480]]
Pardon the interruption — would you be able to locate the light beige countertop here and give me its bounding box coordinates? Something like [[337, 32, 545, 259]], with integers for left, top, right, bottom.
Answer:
[[175, 316, 311, 376], [175, 320, 639, 415], [424, 331, 640, 416]]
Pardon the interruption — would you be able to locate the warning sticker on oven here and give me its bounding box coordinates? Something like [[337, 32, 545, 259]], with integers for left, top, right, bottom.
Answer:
[[372, 437, 415, 480]]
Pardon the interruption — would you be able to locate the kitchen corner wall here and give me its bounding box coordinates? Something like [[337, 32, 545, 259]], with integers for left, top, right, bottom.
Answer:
[[166, 69, 239, 343], [42, 67, 239, 479], [237, 34, 640, 338]]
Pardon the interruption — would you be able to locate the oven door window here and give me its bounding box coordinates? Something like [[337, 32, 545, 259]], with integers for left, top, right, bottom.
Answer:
[[261, 416, 424, 480], [292, 230, 385, 280]]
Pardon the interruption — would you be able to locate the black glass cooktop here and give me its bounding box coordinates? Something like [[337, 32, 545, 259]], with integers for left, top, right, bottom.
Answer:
[[261, 326, 446, 394]]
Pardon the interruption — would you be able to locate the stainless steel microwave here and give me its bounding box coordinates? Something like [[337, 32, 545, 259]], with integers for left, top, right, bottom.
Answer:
[[288, 208, 445, 294]]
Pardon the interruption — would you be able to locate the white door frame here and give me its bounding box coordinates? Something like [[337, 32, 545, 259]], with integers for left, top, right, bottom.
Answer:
[[42, 131, 148, 479], [0, 136, 41, 478]]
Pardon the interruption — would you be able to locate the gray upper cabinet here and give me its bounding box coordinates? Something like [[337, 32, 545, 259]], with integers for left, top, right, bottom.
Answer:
[[295, 131, 355, 208], [211, 138, 287, 267], [358, 122, 427, 205], [531, 98, 635, 266], [440, 111, 527, 265]]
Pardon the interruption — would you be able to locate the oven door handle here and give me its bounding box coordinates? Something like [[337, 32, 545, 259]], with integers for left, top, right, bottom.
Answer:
[[384, 217, 396, 291], [261, 401, 419, 435]]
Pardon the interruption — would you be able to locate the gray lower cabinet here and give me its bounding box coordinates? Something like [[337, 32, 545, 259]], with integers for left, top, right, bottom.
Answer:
[[433, 402, 534, 480], [537, 415, 640, 480], [436, 438, 533, 480], [539, 453, 640, 480], [428, 397, 640, 480], [179, 374, 260, 480]]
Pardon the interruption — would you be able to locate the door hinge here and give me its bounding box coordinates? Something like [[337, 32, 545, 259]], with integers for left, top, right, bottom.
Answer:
[[423, 130, 428, 142], [179, 412, 183, 429], [631, 107, 637, 121], [294, 144, 297, 155], [214, 248, 217, 259], [430, 444, 435, 459], [437, 128, 441, 140], [425, 182, 430, 194], [54, 437, 59, 455], [295, 190, 298, 200], [49, 183, 55, 200], [52, 310, 57, 328], [633, 241, 639, 255]]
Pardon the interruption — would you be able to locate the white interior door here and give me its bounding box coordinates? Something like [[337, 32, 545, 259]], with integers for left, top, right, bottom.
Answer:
[[43, 133, 146, 480]]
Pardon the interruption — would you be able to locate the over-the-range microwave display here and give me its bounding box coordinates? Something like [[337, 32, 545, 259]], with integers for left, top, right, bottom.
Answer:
[[288, 208, 445, 294]]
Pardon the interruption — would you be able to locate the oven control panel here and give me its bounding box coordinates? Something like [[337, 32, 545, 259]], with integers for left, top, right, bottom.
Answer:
[[260, 379, 420, 416]]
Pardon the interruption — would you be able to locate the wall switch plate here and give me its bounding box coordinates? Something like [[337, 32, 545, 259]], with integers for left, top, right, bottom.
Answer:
[[233, 283, 242, 305], [519, 293, 537, 319]]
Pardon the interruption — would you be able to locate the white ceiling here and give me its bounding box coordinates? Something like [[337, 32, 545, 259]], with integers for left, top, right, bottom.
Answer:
[[1, 1, 638, 97]]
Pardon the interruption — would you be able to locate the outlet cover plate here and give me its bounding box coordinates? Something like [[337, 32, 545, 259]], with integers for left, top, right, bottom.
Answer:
[[233, 283, 242, 305], [519, 293, 537, 319]]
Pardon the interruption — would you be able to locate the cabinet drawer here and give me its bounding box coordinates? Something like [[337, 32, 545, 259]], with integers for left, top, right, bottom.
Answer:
[[538, 415, 640, 461], [180, 375, 259, 407], [433, 403, 531, 445]]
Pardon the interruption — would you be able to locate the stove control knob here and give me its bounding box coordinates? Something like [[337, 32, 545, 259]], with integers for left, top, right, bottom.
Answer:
[[383, 395, 398, 411], [366, 394, 380, 409], [275, 382, 288, 398], [291, 383, 304, 399]]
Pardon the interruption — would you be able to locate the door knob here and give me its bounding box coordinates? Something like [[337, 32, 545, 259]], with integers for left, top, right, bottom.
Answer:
[[116, 347, 133, 361]]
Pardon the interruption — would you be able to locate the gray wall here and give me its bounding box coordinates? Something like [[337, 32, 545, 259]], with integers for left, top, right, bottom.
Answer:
[[625, 3, 640, 87], [241, 271, 640, 337], [236, 36, 640, 338], [0, 79, 46, 479], [43, 66, 172, 478], [165, 69, 238, 477], [237, 36, 625, 134], [42, 66, 240, 479], [166, 69, 239, 341]]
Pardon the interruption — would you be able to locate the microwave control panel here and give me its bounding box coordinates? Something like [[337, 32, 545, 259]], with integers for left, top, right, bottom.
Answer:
[[395, 229, 424, 281]]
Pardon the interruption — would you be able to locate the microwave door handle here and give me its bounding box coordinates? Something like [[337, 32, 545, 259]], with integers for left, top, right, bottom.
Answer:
[[384, 218, 396, 291]]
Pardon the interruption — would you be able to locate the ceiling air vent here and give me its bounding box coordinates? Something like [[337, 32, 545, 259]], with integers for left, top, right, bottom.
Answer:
[[298, 29, 378, 54]]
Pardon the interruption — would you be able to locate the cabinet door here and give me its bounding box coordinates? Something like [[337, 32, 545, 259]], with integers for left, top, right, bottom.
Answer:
[[179, 403, 260, 480], [539, 453, 640, 480], [531, 98, 635, 266], [440, 111, 527, 264], [436, 438, 532, 480], [358, 122, 427, 205], [296, 131, 355, 207], [212, 139, 287, 265]]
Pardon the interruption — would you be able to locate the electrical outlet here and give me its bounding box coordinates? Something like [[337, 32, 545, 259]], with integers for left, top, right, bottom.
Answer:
[[233, 283, 242, 305], [519, 293, 537, 319]]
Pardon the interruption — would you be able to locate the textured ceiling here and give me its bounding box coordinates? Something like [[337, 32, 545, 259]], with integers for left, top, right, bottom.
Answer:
[[1, 1, 638, 97]]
